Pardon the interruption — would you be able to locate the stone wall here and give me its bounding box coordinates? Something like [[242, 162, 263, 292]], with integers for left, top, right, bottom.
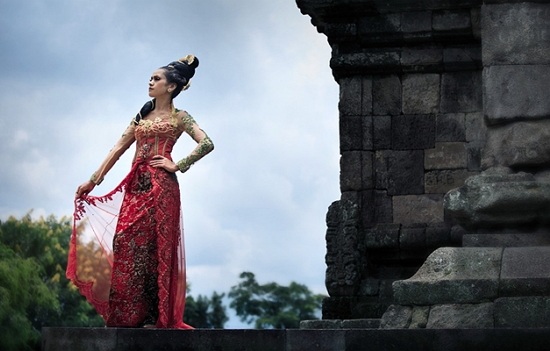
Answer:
[[296, 0, 487, 319]]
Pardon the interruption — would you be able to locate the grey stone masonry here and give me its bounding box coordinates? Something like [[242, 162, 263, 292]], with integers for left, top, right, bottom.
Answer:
[[297, 0, 487, 320]]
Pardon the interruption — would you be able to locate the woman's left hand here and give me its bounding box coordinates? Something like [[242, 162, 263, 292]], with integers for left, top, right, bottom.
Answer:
[[150, 155, 178, 173]]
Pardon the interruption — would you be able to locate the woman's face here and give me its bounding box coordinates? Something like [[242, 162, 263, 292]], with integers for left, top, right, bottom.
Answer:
[[148, 69, 175, 98]]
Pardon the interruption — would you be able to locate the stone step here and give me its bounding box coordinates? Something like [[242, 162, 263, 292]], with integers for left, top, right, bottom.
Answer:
[[42, 327, 550, 351]]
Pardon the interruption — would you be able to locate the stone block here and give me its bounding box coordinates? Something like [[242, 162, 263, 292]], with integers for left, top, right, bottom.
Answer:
[[425, 169, 473, 194], [364, 224, 400, 249], [340, 151, 373, 191], [466, 141, 483, 171], [482, 119, 550, 169], [339, 77, 362, 116], [401, 11, 431, 33], [393, 195, 444, 225], [425, 142, 467, 170], [379, 304, 413, 329], [287, 329, 346, 351], [436, 113, 465, 142], [373, 190, 392, 223], [373, 75, 401, 116], [392, 114, 436, 150], [495, 296, 550, 328], [393, 247, 502, 304], [299, 319, 342, 329], [375, 150, 424, 195], [400, 224, 426, 249], [440, 71, 482, 113], [373, 115, 391, 149], [332, 50, 401, 74], [484, 65, 550, 123], [402, 74, 440, 114], [500, 247, 550, 296], [339, 115, 363, 151], [443, 45, 481, 70], [425, 223, 451, 247], [445, 170, 550, 228], [482, 2, 550, 65], [409, 306, 430, 329], [463, 233, 550, 247], [341, 318, 381, 329], [401, 47, 442, 67], [464, 112, 485, 142], [426, 303, 494, 328], [433, 10, 472, 31]]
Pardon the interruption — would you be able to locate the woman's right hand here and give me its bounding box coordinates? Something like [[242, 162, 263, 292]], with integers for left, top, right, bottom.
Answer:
[[75, 180, 96, 199]]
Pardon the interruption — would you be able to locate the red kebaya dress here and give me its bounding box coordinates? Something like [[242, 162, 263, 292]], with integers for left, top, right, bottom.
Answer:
[[67, 112, 211, 329]]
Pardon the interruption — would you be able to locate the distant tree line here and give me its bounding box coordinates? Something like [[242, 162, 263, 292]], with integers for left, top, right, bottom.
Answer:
[[0, 213, 325, 351]]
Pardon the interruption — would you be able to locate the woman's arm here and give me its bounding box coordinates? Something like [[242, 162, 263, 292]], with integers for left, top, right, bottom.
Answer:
[[176, 112, 214, 173], [75, 122, 136, 198]]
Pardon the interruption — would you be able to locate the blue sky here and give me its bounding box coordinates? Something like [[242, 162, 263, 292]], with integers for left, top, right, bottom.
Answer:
[[0, 0, 340, 327]]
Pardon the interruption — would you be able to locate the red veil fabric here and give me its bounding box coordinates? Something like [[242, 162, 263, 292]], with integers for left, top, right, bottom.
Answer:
[[67, 119, 193, 329]]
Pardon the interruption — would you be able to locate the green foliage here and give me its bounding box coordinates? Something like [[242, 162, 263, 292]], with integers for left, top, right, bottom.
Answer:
[[228, 272, 325, 329], [185, 289, 229, 328], [0, 213, 103, 351]]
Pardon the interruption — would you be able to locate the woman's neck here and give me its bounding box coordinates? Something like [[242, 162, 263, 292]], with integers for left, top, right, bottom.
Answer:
[[154, 96, 174, 114]]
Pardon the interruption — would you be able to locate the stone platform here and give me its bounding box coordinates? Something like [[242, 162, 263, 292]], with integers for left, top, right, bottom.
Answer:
[[42, 327, 550, 351]]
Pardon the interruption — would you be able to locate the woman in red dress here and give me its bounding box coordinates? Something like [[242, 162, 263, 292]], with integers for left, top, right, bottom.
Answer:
[[67, 55, 213, 329]]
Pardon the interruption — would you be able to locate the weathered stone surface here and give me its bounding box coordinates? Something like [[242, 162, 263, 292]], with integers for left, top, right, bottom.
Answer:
[[392, 114, 436, 150], [495, 297, 550, 328], [42, 326, 550, 351], [425, 142, 467, 170], [325, 199, 362, 297], [340, 151, 373, 191], [425, 223, 452, 248], [373, 75, 401, 116], [401, 11, 431, 33], [341, 318, 381, 329], [436, 113, 465, 142], [500, 247, 550, 296], [433, 9, 472, 31], [364, 224, 400, 249], [410, 306, 430, 329], [464, 112, 485, 142], [339, 77, 362, 116], [463, 233, 550, 247], [402, 74, 440, 114], [484, 65, 550, 123], [393, 247, 502, 304], [375, 150, 424, 195], [373, 115, 392, 149], [443, 45, 481, 71], [482, 120, 550, 170], [379, 304, 412, 329], [427, 303, 494, 328], [444, 169, 550, 228], [425, 169, 473, 194], [400, 224, 427, 249], [393, 195, 444, 224], [440, 71, 482, 113], [482, 2, 550, 65]]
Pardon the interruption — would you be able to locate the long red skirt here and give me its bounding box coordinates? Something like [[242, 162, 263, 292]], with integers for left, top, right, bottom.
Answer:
[[67, 161, 193, 329]]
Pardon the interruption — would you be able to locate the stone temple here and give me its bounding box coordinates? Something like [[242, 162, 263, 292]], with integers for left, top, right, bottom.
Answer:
[[43, 0, 550, 350]]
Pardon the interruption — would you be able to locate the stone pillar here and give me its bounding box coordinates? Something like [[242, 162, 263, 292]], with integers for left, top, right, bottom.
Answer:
[[385, 1, 550, 329], [296, 0, 486, 320], [445, 2, 550, 233]]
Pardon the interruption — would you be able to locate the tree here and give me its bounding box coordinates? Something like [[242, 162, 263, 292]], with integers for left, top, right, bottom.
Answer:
[[0, 213, 104, 351], [185, 289, 228, 328], [228, 272, 325, 329]]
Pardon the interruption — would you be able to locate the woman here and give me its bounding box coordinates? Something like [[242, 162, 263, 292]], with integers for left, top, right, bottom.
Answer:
[[67, 55, 213, 329]]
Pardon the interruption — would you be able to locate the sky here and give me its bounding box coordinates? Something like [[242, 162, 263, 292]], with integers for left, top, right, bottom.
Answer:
[[0, 0, 340, 327]]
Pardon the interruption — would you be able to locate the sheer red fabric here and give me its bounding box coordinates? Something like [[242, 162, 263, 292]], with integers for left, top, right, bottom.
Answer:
[[67, 118, 193, 329]]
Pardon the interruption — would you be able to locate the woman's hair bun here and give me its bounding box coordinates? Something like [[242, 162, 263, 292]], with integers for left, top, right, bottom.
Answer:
[[179, 55, 199, 69]]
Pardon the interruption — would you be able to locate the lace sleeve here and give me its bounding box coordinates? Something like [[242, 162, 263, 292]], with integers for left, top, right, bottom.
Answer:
[[90, 121, 137, 184], [176, 112, 214, 173]]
